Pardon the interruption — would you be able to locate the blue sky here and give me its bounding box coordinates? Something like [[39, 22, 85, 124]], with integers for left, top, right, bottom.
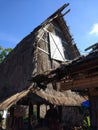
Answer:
[[0, 0, 98, 54]]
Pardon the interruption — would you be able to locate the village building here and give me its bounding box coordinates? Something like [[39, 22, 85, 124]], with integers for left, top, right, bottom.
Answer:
[[0, 3, 94, 130], [33, 43, 98, 130]]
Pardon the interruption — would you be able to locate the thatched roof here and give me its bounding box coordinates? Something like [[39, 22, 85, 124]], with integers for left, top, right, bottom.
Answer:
[[0, 87, 87, 110], [34, 89, 87, 106], [0, 89, 30, 110], [0, 3, 83, 110]]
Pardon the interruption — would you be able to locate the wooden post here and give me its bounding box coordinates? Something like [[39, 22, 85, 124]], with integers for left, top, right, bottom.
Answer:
[[89, 88, 98, 130], [28, 103, 33, 129], [9, 106, 14, 128], [58, 106, 62, 123], [37, 105, 40, 120]]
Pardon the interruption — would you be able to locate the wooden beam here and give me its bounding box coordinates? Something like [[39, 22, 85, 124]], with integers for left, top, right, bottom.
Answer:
[[41, 3, 70, 28], [61, 9, 70, 17], [70, 60, 98, 74], [60, 75, 98, 90], [85, 42, 98, 51]]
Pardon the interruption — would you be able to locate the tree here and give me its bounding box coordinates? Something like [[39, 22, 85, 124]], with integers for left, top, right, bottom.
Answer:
[[0, 46, 13, 63]]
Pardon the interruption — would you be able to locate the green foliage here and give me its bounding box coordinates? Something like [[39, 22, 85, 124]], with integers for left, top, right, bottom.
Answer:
[[83, 116, 91, 130], [33, 108, 37, 119], [0, 46, 13, 63]]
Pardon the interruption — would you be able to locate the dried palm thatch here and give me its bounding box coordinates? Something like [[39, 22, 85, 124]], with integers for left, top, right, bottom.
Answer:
[[0, 89, 30, 110], [0, 85, 87, 110], [34, 89, 87, 106], [0, 3, 82, 110]]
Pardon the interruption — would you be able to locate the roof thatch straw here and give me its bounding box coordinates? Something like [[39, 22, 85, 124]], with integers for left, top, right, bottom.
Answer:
[[0, 87, 87, 110], [0, 89, 30, 110], [34, 89, 87, 106]]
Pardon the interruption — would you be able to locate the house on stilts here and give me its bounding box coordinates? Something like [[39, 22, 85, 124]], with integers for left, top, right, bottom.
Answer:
[[0, 3, 88, 130]]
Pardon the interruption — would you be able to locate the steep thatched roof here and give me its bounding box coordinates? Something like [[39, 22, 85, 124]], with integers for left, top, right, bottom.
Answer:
[[0, 3, 83, 110]]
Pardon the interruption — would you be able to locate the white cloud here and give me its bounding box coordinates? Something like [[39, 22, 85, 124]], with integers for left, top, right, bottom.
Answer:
[[89, 23, 98, 36]]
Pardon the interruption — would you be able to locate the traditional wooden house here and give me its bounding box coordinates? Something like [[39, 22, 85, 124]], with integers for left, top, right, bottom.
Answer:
[[0, 3, 81, 108], [33, 43, 98, 130], [0, 3, 87, 129]]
